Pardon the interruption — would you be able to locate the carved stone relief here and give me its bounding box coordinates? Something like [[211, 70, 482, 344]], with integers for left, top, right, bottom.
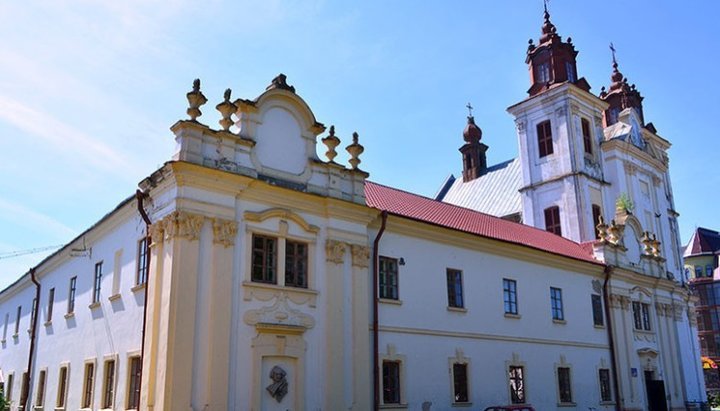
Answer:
[[325, 240, 345, 264], [212, 218, 238, 247], [266, 365, 288, 403], [244, 293, 315, 329], [351, 244, 370, 268]]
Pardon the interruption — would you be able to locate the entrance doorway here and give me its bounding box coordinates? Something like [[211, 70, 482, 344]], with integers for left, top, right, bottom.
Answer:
[[644, 370, 667, 411]]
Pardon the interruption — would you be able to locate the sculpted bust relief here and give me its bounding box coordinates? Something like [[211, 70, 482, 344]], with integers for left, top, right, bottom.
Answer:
[[266, 365, 289, 403]]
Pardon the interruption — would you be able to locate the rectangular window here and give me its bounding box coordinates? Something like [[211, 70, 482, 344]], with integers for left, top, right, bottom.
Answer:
[[35, 369, 46, 407], [285, 240, 308, 288], [137, 237, 149, 285], [127, 356, 142, 409], [551, 287, 564, 321], [592, 294, 604, 326], [47, 288, 55, 323], [566, 61, 576, 82], [592, 204, 602, 238], [452, 363, 469, 403], [82, 362, 95, 408], [93, 262, 103, 304], [2, 313, 7, 340], [582, 118, 593, 154], [379, 257, 399, 300], [599, 368, 612, 402], [30, 297, 37, 329], [696, 266, 704, 278], [557, 367, 572, 403], [57, 366, 68, 408], [544, 206, 562, 236], [503, 279, 518, 314], [632, 302, 652, 330], [535, 62, 550, 83], [537, 120, 554, 157], [14, 305, 21, 335], [102, 359, 116, 408], [6, 373, 13, 402], [68, 276, 77, 314], [20, 372, 28, 407], [446, 269, 464, 308], [509, 365, 525, 404], [707, 264, 714, 277], [382, 360, 401, 404], [251, 235, 277, 284]]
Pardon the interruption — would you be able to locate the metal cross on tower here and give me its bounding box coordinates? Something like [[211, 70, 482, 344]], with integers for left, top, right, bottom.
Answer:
[[466, 102, 473, 117], [610, 42, 617, 65]]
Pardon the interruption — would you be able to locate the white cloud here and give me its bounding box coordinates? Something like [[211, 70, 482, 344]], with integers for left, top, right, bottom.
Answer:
[[0, 198, 77, 240]]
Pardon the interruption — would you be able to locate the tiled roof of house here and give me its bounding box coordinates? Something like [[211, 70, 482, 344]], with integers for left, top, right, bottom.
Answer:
[[684, 227, 720, 257], [435, 158, 522, 218], [365, 181, 601, 265]]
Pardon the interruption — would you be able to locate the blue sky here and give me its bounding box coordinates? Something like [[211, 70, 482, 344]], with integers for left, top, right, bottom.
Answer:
[[1, 1, 719, 289]]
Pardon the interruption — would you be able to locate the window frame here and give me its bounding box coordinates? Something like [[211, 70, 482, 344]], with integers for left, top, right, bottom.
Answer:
[[379, 256, 399, 301], [81, 360, 96, 409], [544, 206, 562, 236], [503, 278, 518, 315], [136, 237, 149, 286], [557, 366, 573, 404], [14, 305, 21, 336], [592, 204, 602, 239], [508, 365, 526, 404], [535, 62, 550, 83], [102, 358, 117, 409], [126, 355, 142, 410], [5, 372, 14, 402], [285, 239, 309, 289], [93, 262, 103, 304], [581, 118, 593, 155], [566, 61, 576, 83], [592, 294, 604, 327], [452, 362, 470, 404], [56, 364, 70, 409], [599, 368, 612, 402], [251, 234, 278, 284], [68, 276, 77, 314], [536, 120, 554, 158], [47, 287, 55, 324], [632, 301, 652, 331], [551, 287, 564, 321], [382, 360, 401, 405], [35, 368, 47, 408], [446, 268, 464, 309]]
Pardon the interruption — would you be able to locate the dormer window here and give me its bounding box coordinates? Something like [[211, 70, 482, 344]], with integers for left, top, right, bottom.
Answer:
[[581, 118, 593, 155], [536, 62, 551, 83], [537, 120, 553, 158]]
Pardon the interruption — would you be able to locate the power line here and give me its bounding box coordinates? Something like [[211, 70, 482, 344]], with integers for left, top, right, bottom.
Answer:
[[0, 244, 64, 260]]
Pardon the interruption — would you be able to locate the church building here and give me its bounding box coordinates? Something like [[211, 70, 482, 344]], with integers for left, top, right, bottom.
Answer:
[[0, 8, 707, 411]]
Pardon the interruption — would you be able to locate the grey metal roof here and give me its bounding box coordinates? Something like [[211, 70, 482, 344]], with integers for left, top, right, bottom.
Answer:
[[436, 158, 522, 218]]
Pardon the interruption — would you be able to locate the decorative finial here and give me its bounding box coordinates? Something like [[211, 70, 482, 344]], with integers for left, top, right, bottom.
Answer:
[[321, 125, 341, 163], [544, 0, 549, 15], [186, 78, 208, 121], [466, 102, 474, 117], [346, 131, 364, 170], [216, 88, 237, 131], [266, 73, 296, 93]]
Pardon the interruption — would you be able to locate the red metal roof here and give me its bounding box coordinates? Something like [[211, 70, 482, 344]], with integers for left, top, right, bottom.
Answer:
[[685, 227, 720, 257], [365, 181, 601, 265]]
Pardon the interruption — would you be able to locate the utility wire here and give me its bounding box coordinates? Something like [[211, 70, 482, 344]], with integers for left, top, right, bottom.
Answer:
[[0, 244, 64, 260]]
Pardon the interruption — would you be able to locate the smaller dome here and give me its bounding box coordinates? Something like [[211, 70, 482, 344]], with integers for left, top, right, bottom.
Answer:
[[463, 116, 482, 143]]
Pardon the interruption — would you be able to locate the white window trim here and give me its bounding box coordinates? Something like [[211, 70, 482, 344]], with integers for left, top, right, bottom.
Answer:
[[448, 349, 472, 406], [596, 358, 615, 405], [110, 249, 123, 299], [34, 366, 48, 409], [56, 362, 71, 410], [554, 355, 575, 406], [379, 344, 407, 409], [81, 358, 97, 410]]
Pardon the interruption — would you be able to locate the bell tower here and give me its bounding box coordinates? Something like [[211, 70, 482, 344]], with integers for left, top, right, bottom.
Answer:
[[508, 7, 609, 243], [599, 44, 645, 126], [459, 104, 489, 182]]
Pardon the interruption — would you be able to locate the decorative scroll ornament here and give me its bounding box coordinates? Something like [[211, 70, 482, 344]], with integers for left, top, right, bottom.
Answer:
[[266, 366, 288, 403], [212, 218, 238, 247], [325, 239, 345, 264], [321, 125, 341, 163], [186, 79, 208, 121], [346, 132, 364, 170], [596, 215, 609, 243], [176, 211, 205, 240], [266, 73, 296, 93], [243, 293, 315, 329], [216, 88, 238, 131], [351, 244, 370, 268]]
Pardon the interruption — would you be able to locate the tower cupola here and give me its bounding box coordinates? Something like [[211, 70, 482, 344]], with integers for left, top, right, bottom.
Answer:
[[600, 44, 645, 126], [459, 104, 489, 182], [525, 6, 590, 97]]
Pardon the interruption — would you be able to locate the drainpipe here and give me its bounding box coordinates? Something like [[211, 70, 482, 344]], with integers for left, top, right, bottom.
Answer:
[[135, 189, 152, 405], [602, 265, 621, 411], [20, 268, 41, 411], [372, 211, 387, 411]]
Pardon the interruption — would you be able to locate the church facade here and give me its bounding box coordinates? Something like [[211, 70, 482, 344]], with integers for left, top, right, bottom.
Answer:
[[0, 10, 707, 411]]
